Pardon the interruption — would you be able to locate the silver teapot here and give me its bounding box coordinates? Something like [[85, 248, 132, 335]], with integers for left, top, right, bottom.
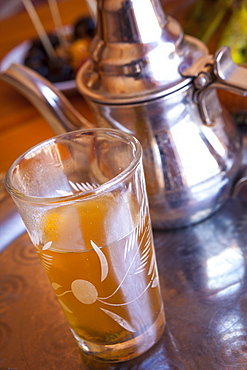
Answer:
[[2, 0, 247, 229]]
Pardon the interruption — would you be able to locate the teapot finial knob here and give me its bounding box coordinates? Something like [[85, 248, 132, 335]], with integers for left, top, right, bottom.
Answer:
[[77, 0, 208, 104]]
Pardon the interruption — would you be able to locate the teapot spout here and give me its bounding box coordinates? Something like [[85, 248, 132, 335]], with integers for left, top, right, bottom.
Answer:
[[1, 63, 92, 135]]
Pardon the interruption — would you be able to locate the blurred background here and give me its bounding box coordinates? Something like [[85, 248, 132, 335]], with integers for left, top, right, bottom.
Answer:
[[1, 0, 245, 62], [0, 0, 49, 19]]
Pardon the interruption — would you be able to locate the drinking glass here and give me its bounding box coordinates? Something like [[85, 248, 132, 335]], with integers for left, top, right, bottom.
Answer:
[[5, 128, 165, 362]]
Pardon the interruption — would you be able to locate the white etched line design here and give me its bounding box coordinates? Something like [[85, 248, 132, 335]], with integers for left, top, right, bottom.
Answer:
[[68, 180, 99, 192], [134, 262, 148, 274], [148, 254, 155, 276], [97, 280, 152, 307], [151, 276, 159, 288], [90, 240, 109, 282], [76, 182, 86, 191], [42, 241, 53, 250], [99, 216, 153, 303], [58, 299, 73, 313], [134, 267, 146, 275], [51, 283, 74, 313], [56, 189, 73, 196], [124, 228, 136, 261], [40, 253, 53, 272], [69, 180, 79, 191], [100, 308, 135, 332]]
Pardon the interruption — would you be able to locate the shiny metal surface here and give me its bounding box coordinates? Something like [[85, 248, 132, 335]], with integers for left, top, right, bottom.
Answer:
[[1, 0, 247, 230], [1, 63, 92, 135], [1, 62, 245, 230], [89, 84, 244, 229], [182, 47, 247, 125], [77, 0, 207, 102], [215, 47, 247, 92], [1, 135, 247, 368]]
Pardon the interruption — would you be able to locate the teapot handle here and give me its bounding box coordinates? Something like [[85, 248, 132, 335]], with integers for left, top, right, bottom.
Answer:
[[181, 46, 247, 125], [231, 156, 247, 198], [1, 63, 93, 135], [232, 174, 247, 198]]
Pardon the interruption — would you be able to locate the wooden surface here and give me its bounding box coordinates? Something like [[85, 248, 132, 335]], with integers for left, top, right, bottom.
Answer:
[[0, 0, 93, 174]]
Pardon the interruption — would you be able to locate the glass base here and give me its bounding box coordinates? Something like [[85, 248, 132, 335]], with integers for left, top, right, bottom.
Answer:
[[71, 308, 165, 363]]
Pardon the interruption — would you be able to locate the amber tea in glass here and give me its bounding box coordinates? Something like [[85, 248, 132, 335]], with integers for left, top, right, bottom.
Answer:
[[5, 129, 165, 362]]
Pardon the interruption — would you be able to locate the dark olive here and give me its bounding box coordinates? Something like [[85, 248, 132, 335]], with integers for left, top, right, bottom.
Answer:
[[23, 16, 95, 83], [46, 57, 74, 82], [73, 16, 96, 40]]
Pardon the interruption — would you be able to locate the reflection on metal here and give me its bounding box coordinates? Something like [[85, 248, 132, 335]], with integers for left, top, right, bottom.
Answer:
[[170, 120, 219, 186], [206, 245, 245, 297]]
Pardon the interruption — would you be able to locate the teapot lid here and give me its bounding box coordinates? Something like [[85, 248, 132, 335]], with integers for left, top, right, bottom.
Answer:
[[77, 0, 208, 104]]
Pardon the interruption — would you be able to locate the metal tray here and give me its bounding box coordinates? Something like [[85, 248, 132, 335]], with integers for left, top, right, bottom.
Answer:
[[1, 129, 247, 369]]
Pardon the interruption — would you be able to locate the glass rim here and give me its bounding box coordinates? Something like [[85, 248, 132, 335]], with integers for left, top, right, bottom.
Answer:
[[5, 128, 142, 205]]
